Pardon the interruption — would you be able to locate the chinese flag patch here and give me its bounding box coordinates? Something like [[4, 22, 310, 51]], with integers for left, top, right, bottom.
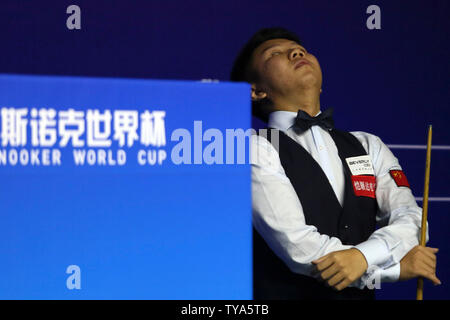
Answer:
[[351, 175, 376, 198], [390, 170, 410, 188]]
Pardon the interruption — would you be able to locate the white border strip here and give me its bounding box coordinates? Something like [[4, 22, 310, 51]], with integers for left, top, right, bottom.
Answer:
[[388, 144, 450, 150], [415, 197, 450, 202]]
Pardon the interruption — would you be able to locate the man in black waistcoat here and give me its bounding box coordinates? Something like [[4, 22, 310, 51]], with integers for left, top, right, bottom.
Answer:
[[230, 27, 440, 299]]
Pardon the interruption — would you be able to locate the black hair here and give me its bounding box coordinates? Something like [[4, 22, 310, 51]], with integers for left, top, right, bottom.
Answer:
[[230, 27, 302, 122]]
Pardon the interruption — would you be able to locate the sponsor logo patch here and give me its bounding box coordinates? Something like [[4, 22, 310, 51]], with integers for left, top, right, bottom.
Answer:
[[345, 155, 375, 176], [351, 175, 376, 198]]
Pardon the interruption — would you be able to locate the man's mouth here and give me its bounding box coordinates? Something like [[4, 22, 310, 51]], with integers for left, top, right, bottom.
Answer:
[[294, 60, 310, 69]]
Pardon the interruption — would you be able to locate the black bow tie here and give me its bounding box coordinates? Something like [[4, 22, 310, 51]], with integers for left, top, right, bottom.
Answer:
[[295, 108, 334, 132]]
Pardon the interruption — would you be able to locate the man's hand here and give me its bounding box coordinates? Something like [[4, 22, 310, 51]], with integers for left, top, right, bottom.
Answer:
[[312, 248, 368, 291], [399, 245, 441, 285]]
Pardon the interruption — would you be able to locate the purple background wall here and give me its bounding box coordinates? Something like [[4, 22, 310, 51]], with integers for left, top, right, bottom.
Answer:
[[1, 0, 449, 299]]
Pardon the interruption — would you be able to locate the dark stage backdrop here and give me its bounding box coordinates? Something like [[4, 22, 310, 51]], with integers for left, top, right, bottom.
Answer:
[[0, 0, 449, 299]]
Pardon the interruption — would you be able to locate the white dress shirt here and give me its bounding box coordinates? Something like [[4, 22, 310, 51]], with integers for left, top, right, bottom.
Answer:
[[250, 110, 425, 288]]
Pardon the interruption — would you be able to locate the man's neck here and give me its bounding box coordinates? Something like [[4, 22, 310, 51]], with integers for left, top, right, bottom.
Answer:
[[271, 89, 321, 117]]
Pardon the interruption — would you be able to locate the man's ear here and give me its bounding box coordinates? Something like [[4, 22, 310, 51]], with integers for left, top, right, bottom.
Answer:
[[251, 84, 267, 101]]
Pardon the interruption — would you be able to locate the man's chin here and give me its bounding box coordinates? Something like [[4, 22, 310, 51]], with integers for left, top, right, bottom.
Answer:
[[295, 77, 321, 91]]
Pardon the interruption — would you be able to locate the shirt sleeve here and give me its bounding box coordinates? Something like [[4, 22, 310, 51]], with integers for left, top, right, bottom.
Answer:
[[351, 131, 426, 280], [250, 134, 354, 280]]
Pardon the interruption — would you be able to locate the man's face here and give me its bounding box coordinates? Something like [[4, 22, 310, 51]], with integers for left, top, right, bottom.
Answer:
[[250, 38, 322, 103]]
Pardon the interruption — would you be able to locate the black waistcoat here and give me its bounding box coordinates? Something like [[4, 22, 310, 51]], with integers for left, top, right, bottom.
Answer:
[[253, 128, 378, 300]]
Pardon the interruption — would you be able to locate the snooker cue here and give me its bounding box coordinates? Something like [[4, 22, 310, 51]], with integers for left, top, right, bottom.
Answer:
[[416, 125, 432, 300]]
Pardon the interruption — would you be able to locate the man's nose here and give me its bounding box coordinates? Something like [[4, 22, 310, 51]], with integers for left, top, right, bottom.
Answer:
[[289, 48, 305, 60]]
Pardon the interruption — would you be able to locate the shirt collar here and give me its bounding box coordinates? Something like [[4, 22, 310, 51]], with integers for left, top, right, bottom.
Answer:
[[268, 109, 322, 131]]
